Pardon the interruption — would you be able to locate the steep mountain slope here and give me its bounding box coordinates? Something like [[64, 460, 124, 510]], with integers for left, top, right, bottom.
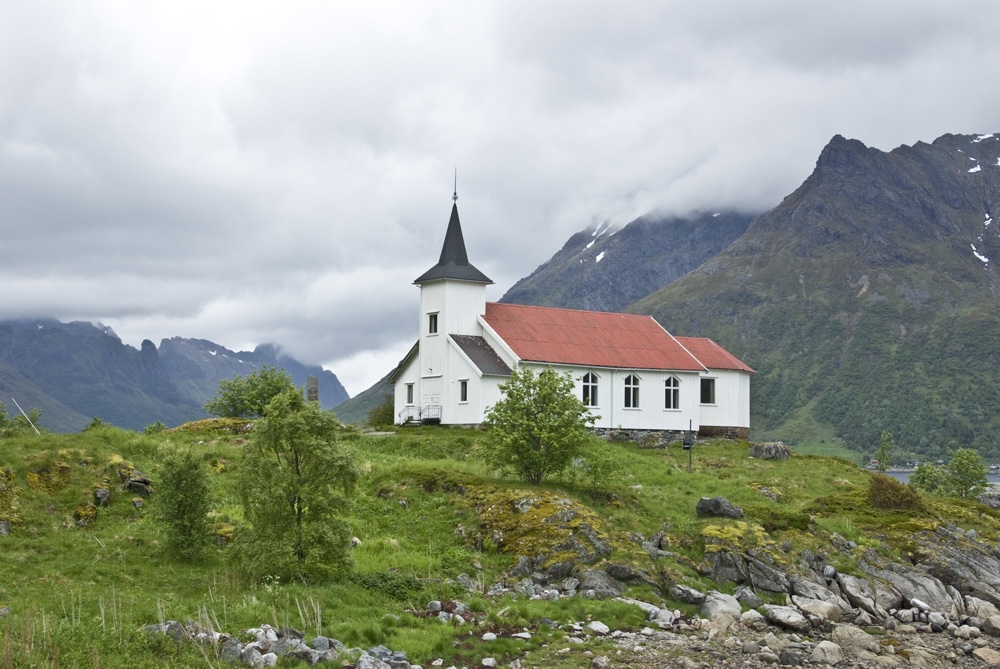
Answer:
[[500, 211, 755, 312], [0, 320, 349, 432], [158, 338, 349, 410], [630, 133, 1000, 460], [332, 372, 393, 426]]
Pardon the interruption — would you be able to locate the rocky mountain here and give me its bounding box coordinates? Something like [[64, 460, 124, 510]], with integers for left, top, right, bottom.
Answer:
[[0, 319, 348, 432], [629, 133, 1000, 460], [500, 211, 755, 312]]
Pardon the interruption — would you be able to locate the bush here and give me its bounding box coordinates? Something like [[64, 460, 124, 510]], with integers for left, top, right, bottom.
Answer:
[[868, 473, 922, 511], [204, 365, 297, 418], [910, 462, 947, 493], [945, 448, 990, 499], [365, 395, 395, 428], [232, 389, 358, 581], [156, 451, 212, 560], [482, 367, 595, 484], [143, 421, 167, 435], [910, 449, 990, 499]]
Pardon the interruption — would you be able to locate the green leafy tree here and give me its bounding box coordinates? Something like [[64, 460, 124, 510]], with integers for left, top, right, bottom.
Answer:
[[945, 447, 990, 499], [204, 365, 297, 418], [0, 401, 42, 437], [365, 395, 395, 428], [157, 452, 212, 560], [482, 367, 595, 484], [910, 461, 947, 493], [232, 389, 357, 581], [874, 430, 894, 473]]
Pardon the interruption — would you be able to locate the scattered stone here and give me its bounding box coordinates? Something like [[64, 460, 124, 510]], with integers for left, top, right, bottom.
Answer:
[[93, 487, 111, 507], [695, 496, 744, 519], [761, 605, 811, 632], [671, 584, 706, 605], [700, 591, 741, 623], [586, 621, 610, 636], [973, 646, 1000, 663], [591, 657, 611, 669], [748, 441, 790, 460], [0, 520, 10, 536]]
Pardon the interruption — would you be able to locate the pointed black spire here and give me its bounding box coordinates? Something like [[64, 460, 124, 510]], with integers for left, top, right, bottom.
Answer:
[[414, 203, 493, 284]]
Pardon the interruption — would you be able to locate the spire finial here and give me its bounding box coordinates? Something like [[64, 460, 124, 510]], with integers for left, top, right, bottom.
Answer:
[[452, 168, 458, 203]]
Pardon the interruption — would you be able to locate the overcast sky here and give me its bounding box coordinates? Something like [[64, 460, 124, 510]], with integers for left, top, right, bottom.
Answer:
[[3, 1, 1000, 396]]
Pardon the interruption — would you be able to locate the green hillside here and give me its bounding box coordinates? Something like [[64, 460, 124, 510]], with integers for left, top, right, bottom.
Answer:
[[630, 133, 1000, 462], [2, 421, 1000, 667]]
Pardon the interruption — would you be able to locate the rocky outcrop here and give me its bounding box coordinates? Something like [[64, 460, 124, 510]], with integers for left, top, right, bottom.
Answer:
[[748, 441, 790, 460], [695, 497, 744, 519]]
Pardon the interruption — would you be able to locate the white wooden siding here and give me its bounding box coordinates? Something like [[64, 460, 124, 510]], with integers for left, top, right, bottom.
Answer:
[[698, 369, 750, 428]]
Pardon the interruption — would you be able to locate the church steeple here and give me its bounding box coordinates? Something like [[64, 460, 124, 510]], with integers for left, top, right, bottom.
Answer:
[[414, 203, 493, 285]]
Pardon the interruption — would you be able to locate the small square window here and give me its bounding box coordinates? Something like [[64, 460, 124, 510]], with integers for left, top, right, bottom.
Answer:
[[700, 378, 716, 404], [428, 313, 438, 334]]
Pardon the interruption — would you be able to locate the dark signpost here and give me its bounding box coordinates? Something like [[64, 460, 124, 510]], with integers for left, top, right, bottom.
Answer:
[[682, 419, 694, 473]]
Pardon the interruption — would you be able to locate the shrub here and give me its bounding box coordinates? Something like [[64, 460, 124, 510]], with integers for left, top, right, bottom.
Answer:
[[482, 367, 595, 484], [204, 365, 297, 418], [232, 389, 358, 581], [156, 451, 212, 560], [910, 462, 947, 493], [868, 473, 922, 511], [365, 395, 395, 428], [945, 448, 990, 499], [143, 421, 167, 435]]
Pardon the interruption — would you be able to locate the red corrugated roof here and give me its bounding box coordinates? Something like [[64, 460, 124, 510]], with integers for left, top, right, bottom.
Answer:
[[675, 337, 755, 373], [483, 302, 707, 371]]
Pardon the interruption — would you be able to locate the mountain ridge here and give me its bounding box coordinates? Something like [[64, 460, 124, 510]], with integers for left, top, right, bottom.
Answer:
[[0, 319, 349, 432], [628, 132, 1000, 460]]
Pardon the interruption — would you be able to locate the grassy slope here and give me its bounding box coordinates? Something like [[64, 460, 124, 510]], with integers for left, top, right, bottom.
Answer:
[[1, 424, 998, 667]]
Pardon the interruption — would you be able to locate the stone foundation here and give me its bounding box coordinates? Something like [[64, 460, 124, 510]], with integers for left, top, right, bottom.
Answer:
[[698, 425, 750, 440], [594, 426, 749, 447]]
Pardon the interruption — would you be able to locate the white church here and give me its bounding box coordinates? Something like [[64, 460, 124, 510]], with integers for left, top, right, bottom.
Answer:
[[390, 201, 753, 438]]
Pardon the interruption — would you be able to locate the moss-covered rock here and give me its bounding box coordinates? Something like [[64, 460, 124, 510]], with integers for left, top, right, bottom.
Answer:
[[467, 487, 614, 570], [0, 468, 19, 522], [25, 461, 72, 493], [73, 502, 98, 527]]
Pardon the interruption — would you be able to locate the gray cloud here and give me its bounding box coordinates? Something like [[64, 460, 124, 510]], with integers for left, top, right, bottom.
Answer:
[[2, 1, 1000, 394]]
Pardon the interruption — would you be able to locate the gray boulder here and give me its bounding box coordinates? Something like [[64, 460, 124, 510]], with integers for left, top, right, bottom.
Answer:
[[808, 640, 845, 665], [746, 556, 789, 593], [761, 605, 811, 632], [700, 591, 741, 623], [748, 442, 790, 460], [791, 595, 844, 622], [695, 497, 744, 519], [578, 569, 624, 599], [356, 654, 392, 669], [220, 637, 243, 663], [670, 584, 706, 605]]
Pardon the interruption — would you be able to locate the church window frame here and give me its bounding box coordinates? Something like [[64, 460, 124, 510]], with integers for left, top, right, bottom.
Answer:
[[581, 372, 598, 407], [664, 376, 680, 410], [428, 312, 438, 335], [624, 374, 640, 409]]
